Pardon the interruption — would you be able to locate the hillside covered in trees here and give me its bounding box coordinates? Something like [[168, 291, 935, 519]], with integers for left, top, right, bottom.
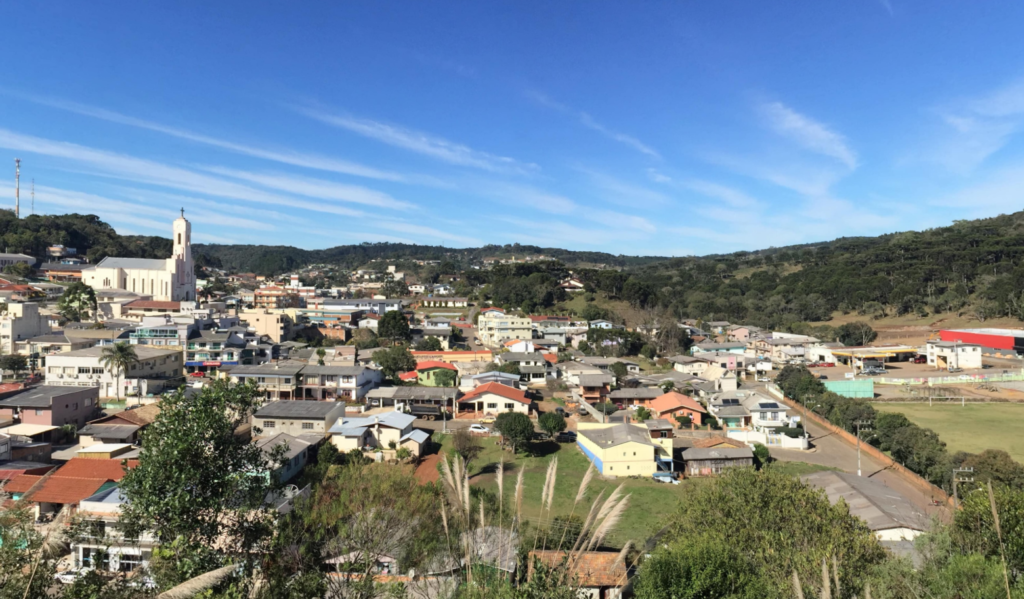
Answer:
[[0, 211, 171, 263]]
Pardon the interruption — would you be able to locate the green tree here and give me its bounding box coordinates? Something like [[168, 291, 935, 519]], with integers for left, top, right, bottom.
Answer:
[[594, 402, 618, 415], [375, 344, 417, 383], [57, 282, 97, 322], [2, 261, 34, 279], [0, 354, 27, 376], [434, 368, 458, 388], [664, 468, 886, 596], [954, 483, 1024, 576], [99, 342, 138, 404], [118, 380, 274, 591], [634, 537, 773, 599], [752, 443, 770, 468], [635, 406, 652, 421], [451, 427, 482, 464], [837, 321, 878, 346], [640, 344, 656, 360], [414, 336, 443, 351], [609, 361, 628, 380], [493, 411, 534, 453], [952, 449, 1024, 490], [377, 310, 412, 345], [538, 412, 567, 437], [316, 347, 326, 366]]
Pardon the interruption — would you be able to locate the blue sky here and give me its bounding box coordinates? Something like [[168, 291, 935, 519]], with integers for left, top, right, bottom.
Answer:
[[4, 2, 1024, 255]]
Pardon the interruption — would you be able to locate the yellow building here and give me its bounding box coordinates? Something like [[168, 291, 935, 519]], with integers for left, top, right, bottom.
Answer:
[[576, 421, 674, 478]]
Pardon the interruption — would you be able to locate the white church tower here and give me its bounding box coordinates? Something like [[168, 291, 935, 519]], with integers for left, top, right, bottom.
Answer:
[[171, 208, 196, 301]]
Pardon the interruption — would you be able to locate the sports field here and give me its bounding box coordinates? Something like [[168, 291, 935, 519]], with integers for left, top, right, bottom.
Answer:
[[871, 402, 1024, 462]]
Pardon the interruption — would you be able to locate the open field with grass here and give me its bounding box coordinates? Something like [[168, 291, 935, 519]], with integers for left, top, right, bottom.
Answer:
[[432, 434, 839, 548], [872, 402, 1024, 462]]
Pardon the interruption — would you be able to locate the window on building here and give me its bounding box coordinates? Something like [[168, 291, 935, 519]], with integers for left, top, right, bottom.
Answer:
[[91, 367, 104, 374], [263, 421, 276, 428], [486, 402, 498, 409], [34, 409, 43, 416], [302, 422, 314, 430], [283, 378, 292, 384]]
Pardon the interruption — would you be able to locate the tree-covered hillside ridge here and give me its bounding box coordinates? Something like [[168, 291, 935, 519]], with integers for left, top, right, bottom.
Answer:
[[8, 207, 1024, 326]]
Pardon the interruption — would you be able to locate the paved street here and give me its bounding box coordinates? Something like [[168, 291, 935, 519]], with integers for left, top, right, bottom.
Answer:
[[772, 414, 949, 521]]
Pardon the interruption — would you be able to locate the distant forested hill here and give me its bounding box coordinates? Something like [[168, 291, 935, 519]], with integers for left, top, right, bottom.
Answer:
[[190, 242, 666, 275], [0, 211, 171, 262]]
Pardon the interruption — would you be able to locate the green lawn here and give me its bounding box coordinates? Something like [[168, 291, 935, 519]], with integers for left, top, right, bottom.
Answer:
[[433, 435, 701, 549], [768, 461, 839, 477], [872, 402, 1024, 462]]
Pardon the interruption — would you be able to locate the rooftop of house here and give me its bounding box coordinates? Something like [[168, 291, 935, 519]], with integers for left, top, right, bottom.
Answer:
[[124, 300, 182, 310], [328, 411, 416, 435], [415, 361, 458, 372], [578, 422, 655, 448], [649, 391, 707, 414], [498, 352, 547, 363], [801, 471, 931, 532], [681, 447, 754, 460], [256, 432, 318, 462], [300, 365, 371, 376], [93, 403, 161, 427], [225, 362, 306, 377], [528, 550, 626, 587], [0, 385, 94, 409], [77, 423, 139, 440], [255, 400, 341, 420], [608, 388, 663, 399], [577, 374, 615, 387], [22, 333, 74, 345], [365, 386, 458, 400], [39, 262, 88, 272], [459, 382, 529, 404], [578, 357, 638, 367]]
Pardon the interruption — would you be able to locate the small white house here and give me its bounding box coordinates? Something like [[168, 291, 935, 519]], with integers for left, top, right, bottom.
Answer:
[[926, 341, 982, 370]]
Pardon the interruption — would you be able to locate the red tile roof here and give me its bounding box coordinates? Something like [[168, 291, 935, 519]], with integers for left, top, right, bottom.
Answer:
[[459, 382, 529, 404], [415, 361, 458, 372], [2, 474, 43, 493], [529, 550, 626, 587], [542, 353, 557, 364], [649, 391, 706, 415], [125, 300, 182, 310], [18, 458, 138, 506], [399, 371, 419, 381], [55, 458, 138, 480]]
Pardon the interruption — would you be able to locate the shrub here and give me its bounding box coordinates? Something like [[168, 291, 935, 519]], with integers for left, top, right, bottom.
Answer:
[[594, 402, 618, 415]]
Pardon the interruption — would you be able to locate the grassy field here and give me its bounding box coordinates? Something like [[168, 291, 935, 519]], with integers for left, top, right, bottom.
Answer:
[[432, 435, 838, 548], [872, 402, 1024, 462]]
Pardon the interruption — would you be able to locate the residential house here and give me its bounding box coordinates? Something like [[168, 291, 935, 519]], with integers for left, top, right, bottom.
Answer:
[[406, 361, 459, 387], [127, 315, 193, 350], [0, 302, 50, 354], [576, 422, 673, 477], [738, 392, 790, 432], [73, 485, 158, 573], [185, 329, 249, 375], [16, 333, 95, 364], [411, 350, 493, 364], [119, 299, 183, 320], [558, 278, 586, 293], [0, 253, 35, 269], [364, 386, 457, 419], [45, 346, 183, 399], [241, 309, 299, 343], [668, 355, 710, 376], [252, 400, 346, 438], [320, 298, 403, 315], [0, 386, 99, 429], [411, 327, 453, 350], [299, 365, 382, 401], [328, 410, 430, 457], [648, 391, 706, 425], [457, 382, 531, 416], [926, 340, 983, 370], [5, 457, 136, 518], [681, 447, 754, 477], [254, 285, 302, 309], [257, 432, 321, 483], [528, 551, 625, 599], [39, 262, 87, 283], [408, 284, 426, 294], [78, 403, 160, 448], [227, 362, 305, 400], [419, 297, 468, 308], [578, 357, 640, 374], [707, 396, 751, 429], [607, 387, 662, 406], [459, 371, 521, 392], [588, 320, 616, 330], [576, 374, 613, 404], [692, 341, 746, 355], [477, 312, 532, 347]]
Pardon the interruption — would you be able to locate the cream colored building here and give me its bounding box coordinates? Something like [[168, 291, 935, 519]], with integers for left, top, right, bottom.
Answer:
[[576, 421, 673, 478], [477, 312, 532, 347], [44, 346, 183, 399], [0, 302, 50, 354], [328, 410, 429, 457], [241, 309, 297, 343], [82, 214, 196, 302]]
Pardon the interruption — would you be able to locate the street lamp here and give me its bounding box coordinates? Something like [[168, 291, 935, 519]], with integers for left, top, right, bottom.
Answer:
[[854, 420, 873, 477]]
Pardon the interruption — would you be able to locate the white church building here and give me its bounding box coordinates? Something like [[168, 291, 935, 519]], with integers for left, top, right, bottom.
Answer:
[[82, 212, 197, 302]]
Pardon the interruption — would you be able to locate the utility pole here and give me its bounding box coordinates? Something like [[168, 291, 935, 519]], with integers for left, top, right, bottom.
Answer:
[[14, 158, 20, 218], [855, 420, 873, 477], [952, 466, 974, 509]]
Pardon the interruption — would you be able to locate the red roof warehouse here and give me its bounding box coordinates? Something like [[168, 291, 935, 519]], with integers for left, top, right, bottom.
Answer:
[[939, 328, 1024, 351]]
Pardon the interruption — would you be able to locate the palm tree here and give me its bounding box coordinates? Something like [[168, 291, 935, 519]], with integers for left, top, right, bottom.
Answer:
[[100, 342, 138, 405]]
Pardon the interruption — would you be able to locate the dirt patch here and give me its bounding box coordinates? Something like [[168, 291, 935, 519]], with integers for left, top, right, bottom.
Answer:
[[415, 454, 441, 484]]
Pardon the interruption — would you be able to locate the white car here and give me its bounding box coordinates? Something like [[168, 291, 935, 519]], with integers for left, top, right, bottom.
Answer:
[[54, 569, 88, 585], [468, 424, 490, 434]]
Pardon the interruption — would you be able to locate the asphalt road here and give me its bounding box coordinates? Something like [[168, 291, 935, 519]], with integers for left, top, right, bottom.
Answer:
[[771, 410, 949, 520]]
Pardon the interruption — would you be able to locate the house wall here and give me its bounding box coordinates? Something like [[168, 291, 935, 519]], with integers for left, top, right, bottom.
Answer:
[[685, 457, 753, 477], [331, 431, 366, 452], [463, 392, 529, 415], [45, 351, 182, 399], [253, 407, 343, 438], [0, 303, 49, 354], [0, 387, 99, 427], [673, 362, 708, 376], [577, 434, 655, 477]]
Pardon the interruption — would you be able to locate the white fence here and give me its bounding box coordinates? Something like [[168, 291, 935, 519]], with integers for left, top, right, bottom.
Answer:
[[875, 370, 1024, 386], [726, 428, 809, 450]]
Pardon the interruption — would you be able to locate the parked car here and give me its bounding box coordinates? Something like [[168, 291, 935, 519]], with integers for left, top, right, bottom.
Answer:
[[556, 431, 577, 443], [54, 569, 88, 585], [480, 416, 495, 424], [554, 406, 566, 415], [468, 424, 490, 434], [821, 362, 836, 368], [912, 355, 927, 364], [947, 367, 963, 373], [756, 376, 770, 383], [818, 374, 828, 380]]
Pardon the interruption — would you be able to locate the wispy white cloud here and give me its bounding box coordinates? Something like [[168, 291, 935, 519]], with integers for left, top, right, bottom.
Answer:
[[702, 151, 845, 197], [295, 106, 537, 174], [526, 90, 660, 159], [0, 129, 371, 218], [578, 169, 673, 206], [1, 89, 409, 182], [203, 167, 417, 210], [759, 101, 858, 169], [682, 179, 759, 208], [646, 168, 673, 184], [374, 220, 482, 246], [484, 183, 579, 215]]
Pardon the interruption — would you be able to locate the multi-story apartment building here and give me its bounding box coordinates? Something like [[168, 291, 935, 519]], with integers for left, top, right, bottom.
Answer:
[[74, 485, 159, 573], [184, 329, 250, 375], [44, 346, 184, 399], [226, 362, 304, 400], [298, 365, 382, 401], [477, 312, 532, 347], [254, 286, 302, 309], [0, 302, 50, 354], [128, 315, 194, 349]]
